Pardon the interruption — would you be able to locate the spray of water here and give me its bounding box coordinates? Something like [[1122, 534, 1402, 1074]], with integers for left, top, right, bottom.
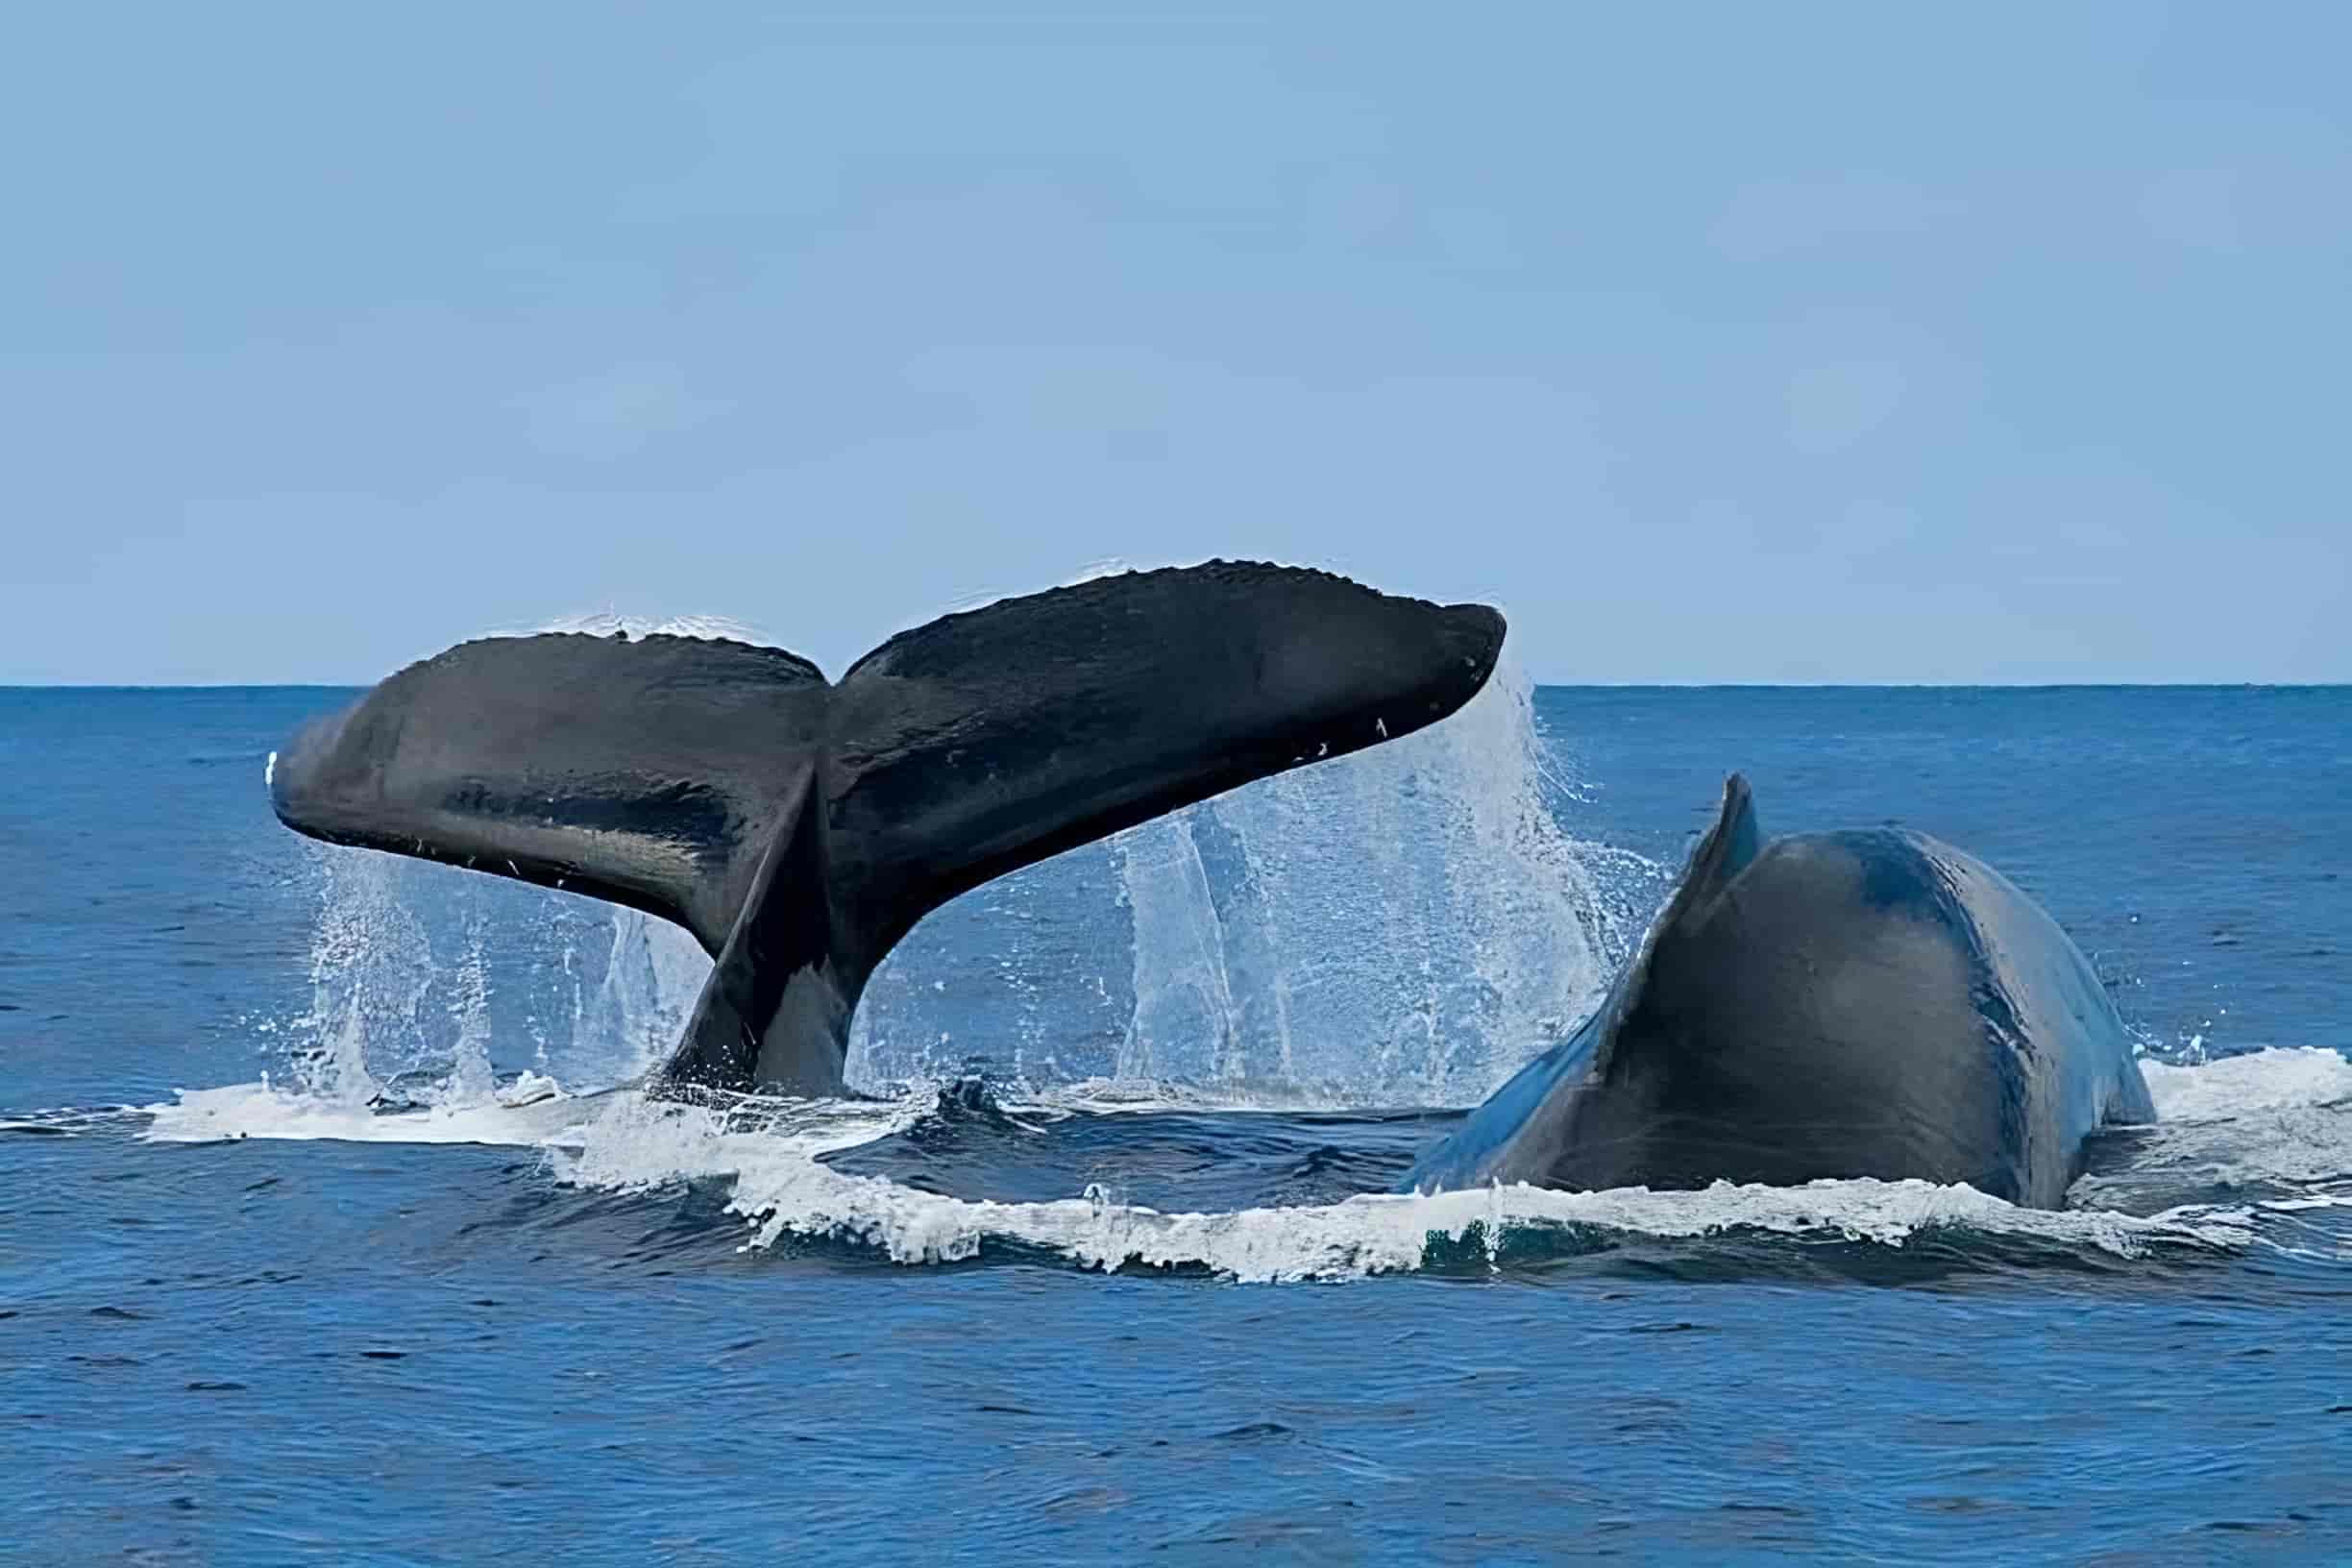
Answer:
[[1125, 664, 1663, 1104], [441, 914, 495, 1104], [575, 908, 709, 1081], [288, 847, 419, 1105], [849, 664, 1668, 1105], [277, 846, 711, 1105]]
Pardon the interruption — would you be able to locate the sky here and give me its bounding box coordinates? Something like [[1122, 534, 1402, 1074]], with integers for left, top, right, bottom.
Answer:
[[5, 4, 2346, 684]]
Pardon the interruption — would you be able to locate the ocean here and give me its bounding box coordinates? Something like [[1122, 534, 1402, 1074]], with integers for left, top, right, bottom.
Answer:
[[3, 680, 2347, 1562]]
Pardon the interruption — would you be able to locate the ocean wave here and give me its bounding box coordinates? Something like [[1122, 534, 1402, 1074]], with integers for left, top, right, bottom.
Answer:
[[0, 1107, 124, 1137], [544, 1089, 2253, 1279], [123, 1055, 2340, 1281]]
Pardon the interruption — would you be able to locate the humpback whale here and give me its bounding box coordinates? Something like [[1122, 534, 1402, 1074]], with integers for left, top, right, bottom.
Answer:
[[1403, 774, 2155, 1209], [270, 562, 1505, 1097]]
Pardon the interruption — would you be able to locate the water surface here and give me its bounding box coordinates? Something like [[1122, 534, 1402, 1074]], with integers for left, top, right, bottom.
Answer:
[[4, 682, 2347, 1562]]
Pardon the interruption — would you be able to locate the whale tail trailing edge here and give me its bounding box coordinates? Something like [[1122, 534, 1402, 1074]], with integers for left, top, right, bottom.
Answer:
[[270, 562, 1507, 1095], [266, 630, 827, 955]]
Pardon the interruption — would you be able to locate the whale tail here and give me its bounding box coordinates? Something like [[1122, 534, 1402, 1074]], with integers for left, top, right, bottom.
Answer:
[[269, 562, 1506, 1095]]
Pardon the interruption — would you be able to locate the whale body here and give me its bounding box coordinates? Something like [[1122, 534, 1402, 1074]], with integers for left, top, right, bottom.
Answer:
[[270, 562, 1504, 1097], [1402, 774, 2155, 1209]]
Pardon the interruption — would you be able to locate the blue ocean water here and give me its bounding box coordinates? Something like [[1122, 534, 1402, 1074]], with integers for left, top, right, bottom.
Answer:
[[4, 681, 2348, 1562]]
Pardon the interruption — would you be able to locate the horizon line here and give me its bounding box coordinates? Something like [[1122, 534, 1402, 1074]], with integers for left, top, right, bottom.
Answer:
[[5, 678, 2347, 694]]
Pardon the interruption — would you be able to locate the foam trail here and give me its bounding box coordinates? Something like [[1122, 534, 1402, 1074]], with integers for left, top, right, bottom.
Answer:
[[544, 1092, 2257, 1280], [139, 1047, 2352, 1280]]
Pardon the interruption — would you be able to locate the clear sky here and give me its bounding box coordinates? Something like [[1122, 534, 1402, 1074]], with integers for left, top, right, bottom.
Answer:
[[6, 4, 2345, 684]]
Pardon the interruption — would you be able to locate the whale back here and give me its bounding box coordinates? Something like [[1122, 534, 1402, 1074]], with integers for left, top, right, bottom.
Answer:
[[1404, 775, 2153, 1207]]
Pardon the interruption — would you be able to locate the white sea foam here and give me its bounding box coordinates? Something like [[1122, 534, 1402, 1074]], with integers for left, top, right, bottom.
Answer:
[[142, 1073, 589, 1147], [705, 1148, 2259, 1279], [2067, 1047, 2352, 1205], [135, 1052, 2332, 1281], [2142, 1046, 2352, 1121]]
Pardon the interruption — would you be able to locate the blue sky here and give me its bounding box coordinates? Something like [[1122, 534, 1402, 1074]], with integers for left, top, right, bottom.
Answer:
[[6, 4, 2345, 683]]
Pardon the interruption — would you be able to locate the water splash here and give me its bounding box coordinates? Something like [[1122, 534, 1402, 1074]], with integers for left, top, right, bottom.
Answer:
[[441, 914, 494, 1104], [575, 908, 709, 1082], [273, 845, 710, 1103], [1169, 663, 1664, 1105], [850, 664, 1670, 1106], [1112, 811, 1244, 1084], [287, 846, 421, 1105]]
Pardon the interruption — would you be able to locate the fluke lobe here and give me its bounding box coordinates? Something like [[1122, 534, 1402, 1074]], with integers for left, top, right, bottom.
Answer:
[[1402, 774, 2156, 1209], [270, 562, 1506, 1097]]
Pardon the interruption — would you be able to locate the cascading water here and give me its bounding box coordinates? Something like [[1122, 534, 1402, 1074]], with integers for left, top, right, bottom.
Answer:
[[574, 908, 709, 1082], [278, 845, 711, 1104], [849, 664, 1670, 1106], [289, 846, 422, 1105], [1110, 812, 1244, 1084], [1119, 663, 1666, 1105], [441, 914, 495, 1104]]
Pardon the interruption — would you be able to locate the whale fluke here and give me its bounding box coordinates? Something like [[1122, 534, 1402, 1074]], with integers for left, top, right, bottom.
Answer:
[[270, 562, 1506, 1095]]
